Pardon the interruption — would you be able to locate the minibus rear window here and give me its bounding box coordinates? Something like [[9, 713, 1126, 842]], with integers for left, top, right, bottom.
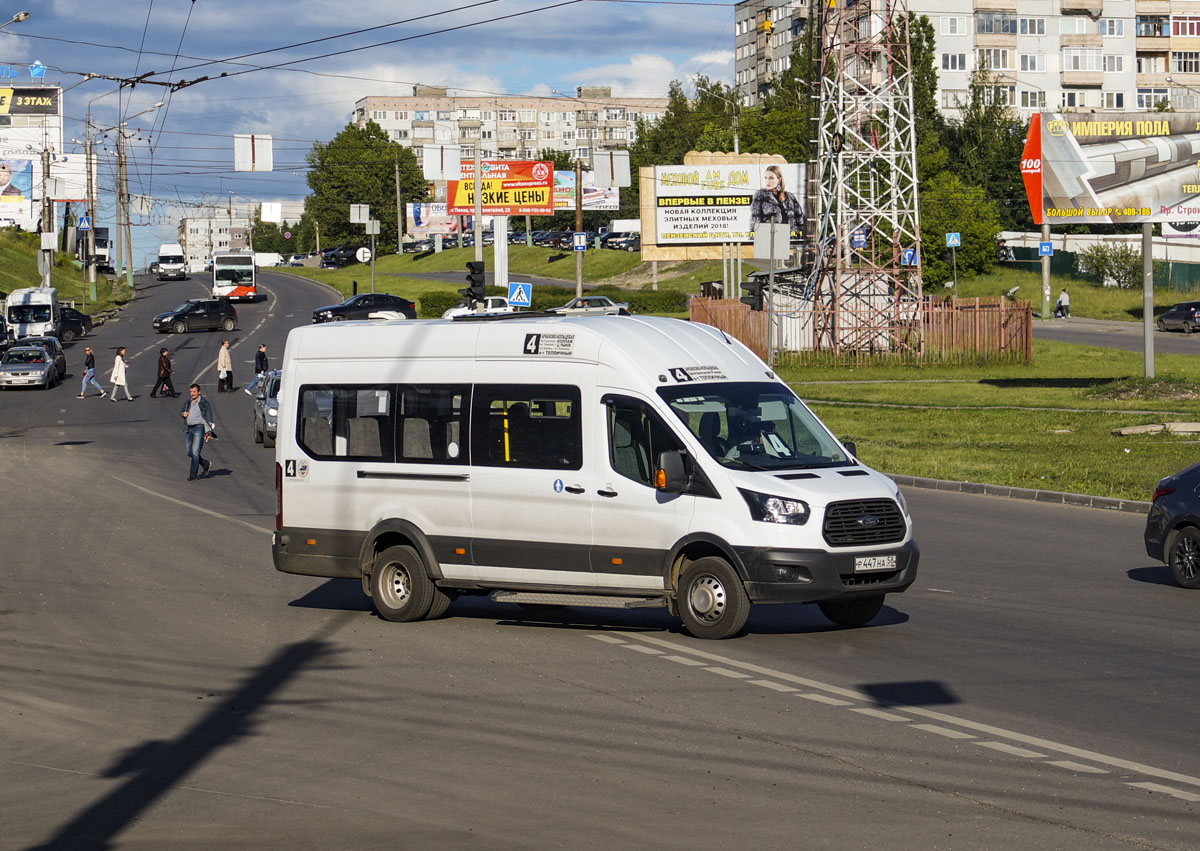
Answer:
[[298, 385, 394, 460], [471, 384, 582, 470]]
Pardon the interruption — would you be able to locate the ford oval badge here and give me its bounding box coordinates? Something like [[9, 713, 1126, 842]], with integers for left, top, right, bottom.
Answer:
[[858, 515, 879, 527]]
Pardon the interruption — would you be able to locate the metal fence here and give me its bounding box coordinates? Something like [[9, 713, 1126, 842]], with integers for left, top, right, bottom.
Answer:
[[690, 295, 1032, 365]]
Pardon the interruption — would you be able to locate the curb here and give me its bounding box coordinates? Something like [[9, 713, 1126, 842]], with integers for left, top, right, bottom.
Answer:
[[886, 473, 1151, 514]]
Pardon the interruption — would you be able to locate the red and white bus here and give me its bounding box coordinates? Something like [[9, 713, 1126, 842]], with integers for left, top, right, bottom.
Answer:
[[211, 250, 257, 301]]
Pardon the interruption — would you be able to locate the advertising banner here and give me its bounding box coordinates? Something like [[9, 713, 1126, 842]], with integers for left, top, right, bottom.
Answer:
[[0, 87, 60, 116], [447, 160, 554, 216], [653, 162, 805, 243], [406, 203, 492, 236], [552, 171, 620, 211], [1024, 111, 1200, 224]]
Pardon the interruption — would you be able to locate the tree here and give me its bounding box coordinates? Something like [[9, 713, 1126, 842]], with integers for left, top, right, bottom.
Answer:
[[918, 172, 1003, 287], [303, 121, 426, 253], [1075, 242, 1145, 289]]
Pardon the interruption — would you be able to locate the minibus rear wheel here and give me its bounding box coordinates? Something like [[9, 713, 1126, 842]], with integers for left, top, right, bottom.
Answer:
[[370, 545, 436, 622], [678, 557, 750, 640]]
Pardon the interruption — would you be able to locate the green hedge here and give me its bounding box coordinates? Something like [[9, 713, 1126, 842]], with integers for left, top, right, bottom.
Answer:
[[418, 285, 689, 318]]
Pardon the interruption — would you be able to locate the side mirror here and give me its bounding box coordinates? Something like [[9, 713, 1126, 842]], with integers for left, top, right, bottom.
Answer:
[[654, 450, 688, 494], [843, 439, 857, 459]]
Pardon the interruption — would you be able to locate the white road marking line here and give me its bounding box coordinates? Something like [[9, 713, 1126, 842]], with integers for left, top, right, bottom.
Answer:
[[912, 724, 975, 740], [1049, 760, 1108, 774], [622, 645, 663, 655], [798, 693, 854, 706], [589, 634, 626, 645], [662, 655, 706, 666], [749, 680, 798, 693], [975, 741, 1048, 759], [621, 632, 1200, 789], [56, 420, 64, 425], [706, 667, 751, 679], [1126, 782, 1200, 802], [112, 476, 271, 534], [927, 588, 954, 593], [852, 707, 910, 722]]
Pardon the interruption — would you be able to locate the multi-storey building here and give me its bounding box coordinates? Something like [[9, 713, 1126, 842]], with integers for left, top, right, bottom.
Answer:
[[352, 86, 669, 168], [735, 0, 1200, 116], [178, 213, 252, 272]]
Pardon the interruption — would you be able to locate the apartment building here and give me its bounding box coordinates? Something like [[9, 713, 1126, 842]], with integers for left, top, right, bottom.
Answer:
[[352, 86, 669, 168], [736, 0, 1200, 116], [178, 214, 252, 272]]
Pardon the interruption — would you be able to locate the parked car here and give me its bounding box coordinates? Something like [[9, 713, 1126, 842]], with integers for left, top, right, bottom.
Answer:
[[18, 335, 67, 381], [0, 346, 57, 389], [545, 295, 630, 316], [599, 231, 632, 249], [251, 369, 282, 448], [58, 306, 93, 343], [1155, 301, 1200, 333], [442, 296, 516, 319], [1145, 461, 1200, 588], [608, 234, 641, 252], [152, 299, 238, 334], [404, 238, 434, 254], [312, 293, 417, 323]]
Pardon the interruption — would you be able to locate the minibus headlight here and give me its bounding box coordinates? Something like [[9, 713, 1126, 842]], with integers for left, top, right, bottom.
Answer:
[[893, 484, 908, 516], [739, 488, 810, 525], [267, 406, 278, 416]]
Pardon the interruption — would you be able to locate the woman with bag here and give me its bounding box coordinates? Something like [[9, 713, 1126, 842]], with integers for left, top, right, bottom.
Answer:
[[216, 339, 233, 392], [151, 347, 177, 397], [109, 346, 133, 401]]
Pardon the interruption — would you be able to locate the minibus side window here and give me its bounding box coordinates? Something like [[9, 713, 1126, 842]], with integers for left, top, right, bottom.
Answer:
[[396, 384, 470, 463], [605, 396, 687, 487], [471, 384, 582, 470], [298, 384, 395, 461]]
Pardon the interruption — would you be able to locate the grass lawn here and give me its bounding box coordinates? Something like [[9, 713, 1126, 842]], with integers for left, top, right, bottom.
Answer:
[[0, 230, 131, 315]]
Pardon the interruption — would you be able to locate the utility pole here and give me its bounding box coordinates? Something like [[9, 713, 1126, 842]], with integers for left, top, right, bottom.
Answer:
[[118, 131, 134, 287], [85, 132, 97, 302], [575, 158, 583, 297], [473, 144, 483, 264], [40, 146, 52, 288], [395, 155, 404, 253], [314, 220, 320, 254]]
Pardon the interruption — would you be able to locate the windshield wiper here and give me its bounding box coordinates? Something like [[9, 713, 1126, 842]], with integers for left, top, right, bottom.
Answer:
[[721, 457, 768, 471]]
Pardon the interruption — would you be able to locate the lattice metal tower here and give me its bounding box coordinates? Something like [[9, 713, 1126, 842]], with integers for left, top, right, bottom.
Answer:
[[809, 0, 923, 356]]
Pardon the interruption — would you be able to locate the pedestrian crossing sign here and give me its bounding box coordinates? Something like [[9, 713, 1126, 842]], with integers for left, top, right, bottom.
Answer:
[[508, 281, 532, 307], [77, 216, 91, 231], [946, 232, 961, 248]]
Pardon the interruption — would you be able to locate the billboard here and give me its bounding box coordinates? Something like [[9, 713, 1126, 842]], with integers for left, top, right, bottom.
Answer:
[[552, 171, 620, 211], [406, 203, 492, 237], [0, 87, 60, 116], [1022, 111, 1200, 224], [0, 157, 32, 224], [653, 162, 805, 243], [447, 160, 554, 216]]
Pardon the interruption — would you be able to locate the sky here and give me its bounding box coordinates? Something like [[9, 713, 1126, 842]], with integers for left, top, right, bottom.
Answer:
[[0, 0, 738, 263]]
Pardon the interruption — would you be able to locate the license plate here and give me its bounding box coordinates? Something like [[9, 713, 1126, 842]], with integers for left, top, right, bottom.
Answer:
[[854, 555, 897, 573]]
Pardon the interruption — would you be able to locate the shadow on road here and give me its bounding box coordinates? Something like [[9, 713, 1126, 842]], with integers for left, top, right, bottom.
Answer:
[[29, 618, 351, 851], [856, 680, 960, 708], [290, 578, 372, 612], [979, 377, 1109, 389], [1126, 565, 1177, 586]]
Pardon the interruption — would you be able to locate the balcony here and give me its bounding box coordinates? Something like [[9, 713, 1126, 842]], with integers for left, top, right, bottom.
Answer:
[[973, 0, 1016, 9], [1136, 36, 1170, 51], [976, 33, 1017, 48], [1061, 70, 1104, 87], [1061, 33, 1103, 47], [1135, 1, 1172, 13], [1137, 72, 1171, 86], [1060, 0, 1102, 12]]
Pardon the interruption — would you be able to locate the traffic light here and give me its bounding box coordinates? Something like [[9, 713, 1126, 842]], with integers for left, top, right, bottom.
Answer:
[[740, 275, 764, 311], [460, 261, 485, 304]]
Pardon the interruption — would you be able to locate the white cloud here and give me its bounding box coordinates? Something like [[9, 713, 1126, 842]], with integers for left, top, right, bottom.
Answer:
[[572, 54, 678, 98]]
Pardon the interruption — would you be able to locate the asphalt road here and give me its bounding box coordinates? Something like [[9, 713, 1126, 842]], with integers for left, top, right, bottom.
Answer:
[[2, 274, 1197, 849], [1034, 316, 1200, 356]]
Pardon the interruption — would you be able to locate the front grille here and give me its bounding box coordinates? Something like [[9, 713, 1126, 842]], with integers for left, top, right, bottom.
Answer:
[[842, 571, 902, 586], [822, 499, 906, 547]]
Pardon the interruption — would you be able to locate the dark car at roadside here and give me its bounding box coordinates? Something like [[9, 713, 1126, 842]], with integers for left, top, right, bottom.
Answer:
[[1145, 461, 1200, 588], [152, 299, 238, 334], [58, 306, 93, 343], [312, 293, 416, 323], [1156, 301, 1200, 334]]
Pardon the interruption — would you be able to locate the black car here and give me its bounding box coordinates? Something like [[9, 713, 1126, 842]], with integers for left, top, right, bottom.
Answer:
[[1145, 461, 1200, 588], [312, 293, 417, 323], [1155, 301, 1200, 333], [152, 299, 238, 334], [58, 306, 93, 343]]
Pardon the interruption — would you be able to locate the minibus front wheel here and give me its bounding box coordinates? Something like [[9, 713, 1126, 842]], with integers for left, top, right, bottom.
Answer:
[[370, 545, 437, 622], [677, 557, 750, 640]]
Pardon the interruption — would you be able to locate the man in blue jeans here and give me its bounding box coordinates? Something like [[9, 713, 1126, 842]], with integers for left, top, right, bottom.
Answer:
[[180, 383, 216, 481]]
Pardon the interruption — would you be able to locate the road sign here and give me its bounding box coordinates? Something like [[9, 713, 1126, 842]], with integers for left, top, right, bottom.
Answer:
[[77, 216, 91, 231], [901, 247, 917, 266], [350, 204, 370, 224], [284, 231, 292, 239], [946, 232, 961, 248], [1039, 241, 1054, 256], [355, 247, 372, 263], [572, 232, 587, 251], [851, 228, 867, 249], [508, 281, 532, 307]]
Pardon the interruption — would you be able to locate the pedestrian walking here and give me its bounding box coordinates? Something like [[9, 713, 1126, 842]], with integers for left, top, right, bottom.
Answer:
[[109, 347, 134, 401], [78, 346, 105, 398], [151, 347, 177, 397], [180, 383, 216, 481], [217, 339, 233, 392], [245, 343, 268, 395]]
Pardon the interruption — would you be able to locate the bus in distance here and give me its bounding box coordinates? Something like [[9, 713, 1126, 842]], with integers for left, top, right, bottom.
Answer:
[[212, 250, 257, 301]]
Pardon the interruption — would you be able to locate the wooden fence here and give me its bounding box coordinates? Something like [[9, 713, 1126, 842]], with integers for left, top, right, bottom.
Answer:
[[689, 295, 1032, 364]]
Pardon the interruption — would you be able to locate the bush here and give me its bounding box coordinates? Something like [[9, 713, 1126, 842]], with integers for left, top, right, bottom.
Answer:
[[422, 284, 690, 318], [417, 291, 461, 318], [1075, 242, 1143, 289]]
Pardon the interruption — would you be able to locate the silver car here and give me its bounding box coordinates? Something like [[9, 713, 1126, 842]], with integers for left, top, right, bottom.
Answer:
[[252, 369, 282, 448], [545, 295, 630, 316], [0, 346, 57, 389]]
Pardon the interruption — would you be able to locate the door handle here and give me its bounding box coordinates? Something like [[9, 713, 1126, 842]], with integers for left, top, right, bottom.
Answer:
[[564, 485, 585, 494], [597, 489, 618, 498]]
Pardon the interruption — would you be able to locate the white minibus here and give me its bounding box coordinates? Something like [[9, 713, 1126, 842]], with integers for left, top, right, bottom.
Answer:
[[211, 250, 257, 301]]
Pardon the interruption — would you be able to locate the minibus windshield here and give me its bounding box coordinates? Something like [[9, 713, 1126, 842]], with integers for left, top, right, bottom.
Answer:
[[658, 382, 853, 471], [7, 305, 52, 323]]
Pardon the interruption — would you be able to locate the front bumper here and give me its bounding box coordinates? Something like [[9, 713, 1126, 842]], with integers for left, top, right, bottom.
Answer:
[[0, 374, 46, 386], [736, 539, 919, 604]]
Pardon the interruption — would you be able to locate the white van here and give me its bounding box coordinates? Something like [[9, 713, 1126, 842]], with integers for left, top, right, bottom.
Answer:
[[156, 243, 187, 281], [272, 316, 918, 639], [5, 287, 60, 340]]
